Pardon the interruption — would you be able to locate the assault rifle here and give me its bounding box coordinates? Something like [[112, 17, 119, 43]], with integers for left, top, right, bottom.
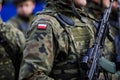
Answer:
[[80, 0, 114, 80]]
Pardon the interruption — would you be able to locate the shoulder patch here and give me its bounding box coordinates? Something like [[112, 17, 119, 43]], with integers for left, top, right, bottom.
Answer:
[[37, 24, 47, 30]]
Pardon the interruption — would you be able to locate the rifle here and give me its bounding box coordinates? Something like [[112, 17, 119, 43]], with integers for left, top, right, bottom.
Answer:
[[115, 0, 120, 70], [80, 0, 113, 80]]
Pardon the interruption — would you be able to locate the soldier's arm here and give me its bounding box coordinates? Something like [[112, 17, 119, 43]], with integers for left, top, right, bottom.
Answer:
[[19, 15, 58, 80], [0, 22, 25, 54]]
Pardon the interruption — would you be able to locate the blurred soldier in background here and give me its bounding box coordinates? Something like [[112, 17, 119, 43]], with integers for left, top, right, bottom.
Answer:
[[8, 0, 35, 34], [0, 0, 15, 80]]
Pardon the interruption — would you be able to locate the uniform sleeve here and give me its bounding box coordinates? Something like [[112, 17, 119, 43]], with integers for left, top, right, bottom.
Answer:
[[19, 16, 56, 80], [0, 22, 25, 54]]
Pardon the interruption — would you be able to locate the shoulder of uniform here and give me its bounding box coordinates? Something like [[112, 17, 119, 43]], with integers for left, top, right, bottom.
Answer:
[[31, 14, 62, 34]]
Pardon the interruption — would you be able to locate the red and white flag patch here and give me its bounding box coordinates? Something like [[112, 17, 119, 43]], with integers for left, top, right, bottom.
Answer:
[[37, 24, 47, 30]]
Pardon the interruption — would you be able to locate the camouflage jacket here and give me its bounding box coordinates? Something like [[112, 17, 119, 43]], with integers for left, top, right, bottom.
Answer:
[[0, 18, 15, 80], [19, 0, 117, 79], [0, 18, 25, 80], [19, 8, 95, 80], [85, 1, 105, 20]]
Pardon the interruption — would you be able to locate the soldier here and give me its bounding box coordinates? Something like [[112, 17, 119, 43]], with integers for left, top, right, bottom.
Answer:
[[18, 0, 110, 80], [0, 0, 26, 79], [8, 0, 35, 34], [0, 0, 15, 80]]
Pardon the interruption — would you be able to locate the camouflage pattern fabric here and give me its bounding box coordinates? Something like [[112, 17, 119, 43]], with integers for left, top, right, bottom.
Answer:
[[85, 1, 105, 20], [0, 45, 15, 80], [19, 8, 95, 80], [0, 22, 25, 52], [0, 18, 14, 80], [18, 0, 118, 80], [0, 18, 25, 80], [7, 14, 34, 79]]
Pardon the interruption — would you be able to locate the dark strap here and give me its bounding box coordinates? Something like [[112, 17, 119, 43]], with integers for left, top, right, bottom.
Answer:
[[54, 13, 84, 80], [54, 13, 74, 27], [70, 0, 85, 23], [54, 13, 77, 54]]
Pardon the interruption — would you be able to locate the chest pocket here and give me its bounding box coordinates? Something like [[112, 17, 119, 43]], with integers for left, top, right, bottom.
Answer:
[[69, 26, 93, 54], [54, 13, 94, 55]]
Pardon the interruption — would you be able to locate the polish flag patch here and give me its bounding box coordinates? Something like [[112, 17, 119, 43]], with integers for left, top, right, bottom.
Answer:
[[37, 24, 47, 30]]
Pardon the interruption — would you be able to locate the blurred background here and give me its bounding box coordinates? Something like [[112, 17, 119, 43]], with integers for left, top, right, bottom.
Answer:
[[1, 0, 45, 22]]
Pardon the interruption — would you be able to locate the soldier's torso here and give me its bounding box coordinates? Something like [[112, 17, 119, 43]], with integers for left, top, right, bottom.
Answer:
[[38, 13, 95, 80]]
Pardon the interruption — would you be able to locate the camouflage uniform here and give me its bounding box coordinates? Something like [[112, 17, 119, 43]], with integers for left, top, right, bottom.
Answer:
[[8, 14, 34, 35], [0, 0, 27, 80], [0, 0, 14, 79], [4, 0, 34, 79], [18, 0, 96, 80], [85, 1, 105, 20], [0, 2, 26, 77], [0, 19, 26, 80], [0, 19, 15, 80]]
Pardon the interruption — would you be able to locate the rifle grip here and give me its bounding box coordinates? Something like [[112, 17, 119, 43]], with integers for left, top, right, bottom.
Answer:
[[81, 56, 90, 70]]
